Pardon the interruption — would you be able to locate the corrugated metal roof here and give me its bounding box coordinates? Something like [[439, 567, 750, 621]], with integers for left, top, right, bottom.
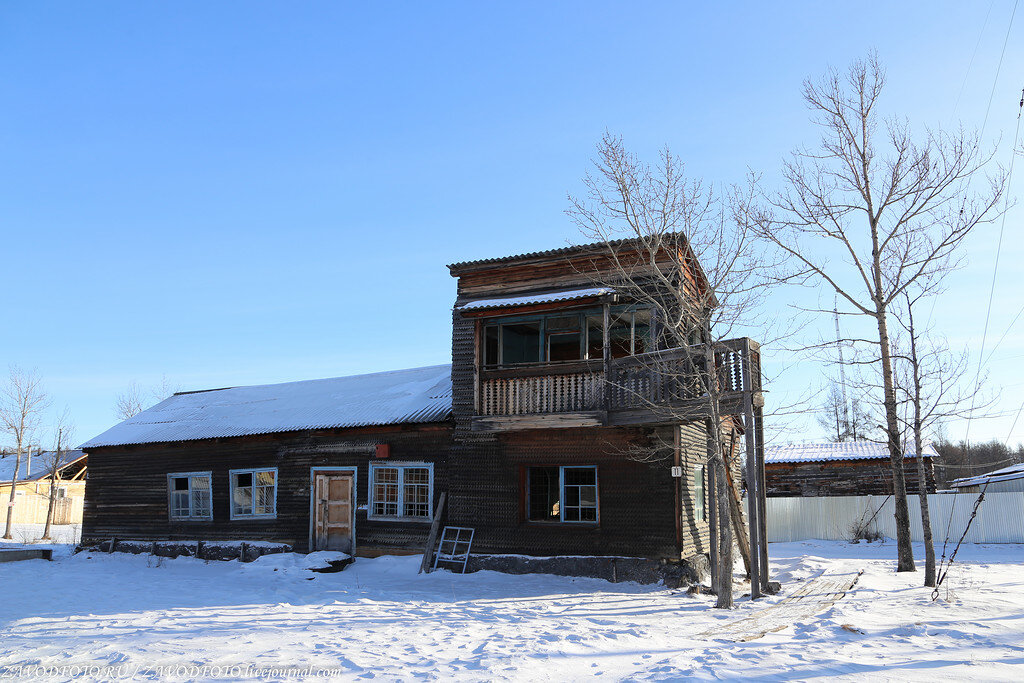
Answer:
[[448, 241, 601, 272], [0, 449, 86, 483], [457, 287, 616, 311], [82, 365, 453, 449], [765, 441, 939, 464], [950, 462, 1024, 488]]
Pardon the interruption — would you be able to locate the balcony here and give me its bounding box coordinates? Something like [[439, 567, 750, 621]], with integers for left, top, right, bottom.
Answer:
[[472, 337, 761, 431]]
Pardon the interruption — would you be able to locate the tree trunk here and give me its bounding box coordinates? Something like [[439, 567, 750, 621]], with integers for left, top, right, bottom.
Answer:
[[708, 462, 721, 595], [907, 305, 936, 587], [714, 453, 733, 607], [875, 308, 916, 572], [2, 448, 22, 539], [723, 453, 752, 579], [705, 338, 734, 608], [915, 435, 935, 586], [42, 474, 58, 541]]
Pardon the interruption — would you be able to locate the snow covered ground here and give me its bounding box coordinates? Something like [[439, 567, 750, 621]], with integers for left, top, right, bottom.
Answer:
[[0, 539, 1021, 681], [0, 523, 81, 546]]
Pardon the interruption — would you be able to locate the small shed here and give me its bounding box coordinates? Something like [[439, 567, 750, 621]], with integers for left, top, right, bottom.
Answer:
[[764, 441, 937, 497], [949, 463, 1024, 494], [0, 449, 88, 525]]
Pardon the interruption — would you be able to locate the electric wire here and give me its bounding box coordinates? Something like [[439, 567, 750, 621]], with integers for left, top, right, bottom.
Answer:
[[940, 0, 1019, 565]]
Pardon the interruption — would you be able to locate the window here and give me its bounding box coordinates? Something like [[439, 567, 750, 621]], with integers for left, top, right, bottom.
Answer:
[[609, 310, 651, 358], [526, 466, 598, 523], [229, 468, 277, 519], [694, 464, 707, 522], [545, 315, 582, 362], [167, 472, 212, 521], [483, 307, 653, 368], [369, 463, 433, 520]]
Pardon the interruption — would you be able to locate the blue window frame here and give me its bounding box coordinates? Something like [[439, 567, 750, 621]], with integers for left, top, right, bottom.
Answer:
[[526, 465, 598, 523]]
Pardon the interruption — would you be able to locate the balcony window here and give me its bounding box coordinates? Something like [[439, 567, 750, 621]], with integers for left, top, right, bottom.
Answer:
[[501, 322, 541, 364], [633, 310, 651, 354], [585, 315, 604, 359], [609, 312, 633, 359], [546, 315, 582, 362], [483, 307, 652, 368]]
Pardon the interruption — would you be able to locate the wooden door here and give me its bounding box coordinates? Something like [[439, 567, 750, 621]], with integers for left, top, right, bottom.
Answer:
[[314, 473, 354, 553]]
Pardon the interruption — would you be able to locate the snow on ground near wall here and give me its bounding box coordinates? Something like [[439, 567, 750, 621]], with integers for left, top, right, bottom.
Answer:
[[0, 541, 1021, 681], [0, 523, 80, 548]]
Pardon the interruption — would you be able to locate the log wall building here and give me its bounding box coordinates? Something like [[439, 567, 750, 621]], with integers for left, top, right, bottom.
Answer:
[[763, 442, 938, 498], [81, 239, 767, 576]]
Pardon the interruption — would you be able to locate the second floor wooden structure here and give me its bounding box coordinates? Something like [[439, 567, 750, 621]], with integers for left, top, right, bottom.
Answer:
[[448, 240, 763, 432]]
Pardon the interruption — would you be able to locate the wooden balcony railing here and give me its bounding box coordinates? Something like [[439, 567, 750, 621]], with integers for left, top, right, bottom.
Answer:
[[481, 370, 604, 415], [477, 337, 761, 417]]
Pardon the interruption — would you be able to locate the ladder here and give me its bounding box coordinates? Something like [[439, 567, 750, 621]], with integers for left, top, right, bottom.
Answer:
[[432, 526, 475, 574]]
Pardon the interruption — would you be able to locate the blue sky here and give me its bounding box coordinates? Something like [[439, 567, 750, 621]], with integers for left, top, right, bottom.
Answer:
[[1, 2, 1022, 448]]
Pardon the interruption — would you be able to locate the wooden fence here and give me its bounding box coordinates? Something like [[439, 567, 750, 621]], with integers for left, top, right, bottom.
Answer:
[[762, 492, 1024, 544], [4, 488, 84, 525]]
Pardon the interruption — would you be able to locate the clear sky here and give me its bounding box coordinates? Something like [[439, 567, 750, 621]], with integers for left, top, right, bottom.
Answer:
[[1, 2, 1022, 448]]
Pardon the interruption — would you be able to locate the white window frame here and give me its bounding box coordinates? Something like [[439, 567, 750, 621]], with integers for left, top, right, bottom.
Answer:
[[229, 467, 278, 520], [527, 465, 599, 524], [367, 462, 433, 522], [167, 471, 213, 521]]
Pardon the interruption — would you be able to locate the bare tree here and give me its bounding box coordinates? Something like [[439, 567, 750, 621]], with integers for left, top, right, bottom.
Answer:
[[114, 375, 180, 421], [816, 381, 874, 442], [567, 133, 783, 607], [114, 382, 146, 420], [151, 374, 180, 403], [893, 289, 992, 587], [40, 410, 76, 541], [747, 54, 1005, 572], [0, 366, 51, 539]]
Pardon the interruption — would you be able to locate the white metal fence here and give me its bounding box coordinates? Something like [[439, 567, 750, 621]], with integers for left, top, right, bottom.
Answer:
[[763, 492, 1024, 544]]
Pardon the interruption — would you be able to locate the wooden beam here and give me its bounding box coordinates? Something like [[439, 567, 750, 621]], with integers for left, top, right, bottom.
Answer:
[[602, 302, 611, 414], [742, 342, 763, 599], [471, 412, 605, 432], [419, 492, 447, 574]]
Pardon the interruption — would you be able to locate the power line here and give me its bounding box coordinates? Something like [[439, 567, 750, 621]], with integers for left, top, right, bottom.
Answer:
[[980, 0, 1019, 135], [952, 0, 996, 120], [962, 0, 1022, 447]]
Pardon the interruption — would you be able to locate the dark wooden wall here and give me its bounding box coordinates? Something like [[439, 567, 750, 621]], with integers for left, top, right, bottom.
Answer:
[[765, 458, 937, 497], [446, 248, 721, 561], [82, 423, 452, 553], [447, 425, 681, 558]]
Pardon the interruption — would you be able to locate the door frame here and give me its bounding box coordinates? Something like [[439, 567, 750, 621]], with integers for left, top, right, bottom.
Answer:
[[308, 466, 358, 553]]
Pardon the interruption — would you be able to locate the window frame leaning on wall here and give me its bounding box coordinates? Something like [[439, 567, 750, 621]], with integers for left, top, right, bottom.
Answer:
[[166, 471, 213, 521], [367, 462, 434, 522], [523, 465, 600, 524], [228, 467, 279, 520]]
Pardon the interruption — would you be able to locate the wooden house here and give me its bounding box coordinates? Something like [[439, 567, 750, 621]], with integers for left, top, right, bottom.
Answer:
[[949, 463, 1024, 494], [81, 239, 768, 582], [763, 441, 937, 497], [0, 449, 87, 525]]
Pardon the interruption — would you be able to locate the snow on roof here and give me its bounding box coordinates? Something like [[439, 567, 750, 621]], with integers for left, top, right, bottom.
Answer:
[[457, 287, 616, 311], [82, 364, 453, 449], [765, 441, 939, 464], [0, 449, 85, 483], [950, 462, 1024, 488]]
